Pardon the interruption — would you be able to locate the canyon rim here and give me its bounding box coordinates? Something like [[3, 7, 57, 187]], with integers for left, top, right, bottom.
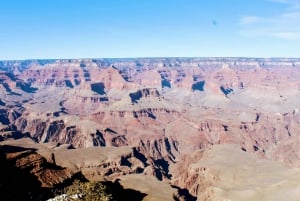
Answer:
[[1, 57, 300, 200]]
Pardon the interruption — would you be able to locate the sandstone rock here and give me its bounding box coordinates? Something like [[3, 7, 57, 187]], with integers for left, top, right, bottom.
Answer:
[[1, 57, 300, 200]]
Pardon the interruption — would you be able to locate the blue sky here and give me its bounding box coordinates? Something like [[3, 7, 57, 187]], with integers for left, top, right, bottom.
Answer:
[[0, 0, 299, 59]]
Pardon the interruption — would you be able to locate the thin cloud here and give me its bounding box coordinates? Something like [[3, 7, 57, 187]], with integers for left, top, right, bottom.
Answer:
[[269, 0, 290, 3], [281, 12, 300, 18], [239, 1, 300, 40], [268, 0, 300, 7], [240, 16, 262, 25], [273, 32, 300, 39]]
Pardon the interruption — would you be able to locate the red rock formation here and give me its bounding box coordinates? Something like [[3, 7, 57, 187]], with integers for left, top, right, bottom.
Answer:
[[1, 58, 300, 200]]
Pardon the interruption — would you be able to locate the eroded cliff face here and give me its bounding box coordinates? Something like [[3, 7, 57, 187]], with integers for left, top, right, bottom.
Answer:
[[0, 142, 84, 201], [1, 58, 300, 200]]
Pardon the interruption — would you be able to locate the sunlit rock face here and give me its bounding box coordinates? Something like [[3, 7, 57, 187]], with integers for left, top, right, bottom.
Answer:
[[1, 57, 300, 200]]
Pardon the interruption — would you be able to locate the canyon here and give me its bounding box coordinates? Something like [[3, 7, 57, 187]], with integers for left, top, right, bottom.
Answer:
[[1, 57, 300, 201]]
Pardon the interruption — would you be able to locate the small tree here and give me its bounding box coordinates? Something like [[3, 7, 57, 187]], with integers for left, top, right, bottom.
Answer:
[[62, 180, 113, 201]]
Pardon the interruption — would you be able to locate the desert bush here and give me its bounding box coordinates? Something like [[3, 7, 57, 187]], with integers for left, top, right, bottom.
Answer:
[[56, 180, 113, 201]]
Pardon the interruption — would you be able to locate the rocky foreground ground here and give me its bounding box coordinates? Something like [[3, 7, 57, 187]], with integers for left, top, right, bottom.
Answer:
[[1, 58, 300, 200]]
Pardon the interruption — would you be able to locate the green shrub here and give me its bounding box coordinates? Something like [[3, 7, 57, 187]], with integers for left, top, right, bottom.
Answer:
[[60, 180, 113, 201]]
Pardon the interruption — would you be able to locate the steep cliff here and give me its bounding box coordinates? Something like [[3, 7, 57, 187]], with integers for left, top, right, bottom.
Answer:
[[1, 57, 300, 200]]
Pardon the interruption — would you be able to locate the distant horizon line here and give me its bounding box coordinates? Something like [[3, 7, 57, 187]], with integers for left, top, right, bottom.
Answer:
[[1, 56, 300, 62]]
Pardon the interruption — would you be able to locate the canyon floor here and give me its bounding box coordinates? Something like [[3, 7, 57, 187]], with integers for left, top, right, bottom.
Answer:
[[1, 58, 300, 201]]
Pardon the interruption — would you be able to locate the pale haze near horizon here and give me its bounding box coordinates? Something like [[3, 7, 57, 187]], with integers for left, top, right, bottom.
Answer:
[[0, 0, 300, 60]]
